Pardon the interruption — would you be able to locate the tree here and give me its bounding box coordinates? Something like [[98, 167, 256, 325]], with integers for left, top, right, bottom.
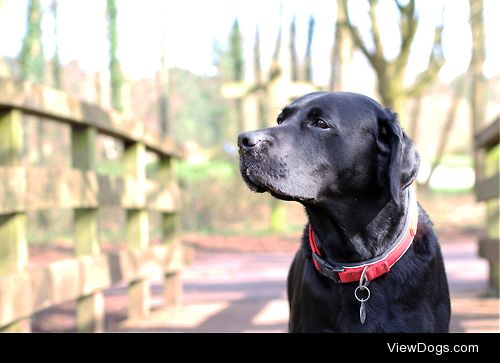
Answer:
[[229, 19, 244, 82], [158, 4, 169, 136], [469, 0, 486, 134], [330, 0, 353, 91], [289, 17, 299, 81], [253, 26, 267, 129], [341, 0, 444, 125], [228, 19, 245, 133], [304, 15, 315, 82], [422, 76, 466, 189], [19, 0, 45, 83], [50, 0, 61, 88], [106, 0, 123, 112]]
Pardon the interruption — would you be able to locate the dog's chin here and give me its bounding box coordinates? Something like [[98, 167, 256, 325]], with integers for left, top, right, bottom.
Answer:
[[241, 168, 267, 193], [242, 168, 315, 203]]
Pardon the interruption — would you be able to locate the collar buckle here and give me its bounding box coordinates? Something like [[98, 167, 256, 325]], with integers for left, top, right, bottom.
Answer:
[[312, 252, 344, 283]]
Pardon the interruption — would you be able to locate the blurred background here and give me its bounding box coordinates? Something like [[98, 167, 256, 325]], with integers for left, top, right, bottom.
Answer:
[[0, 0, 498, 332]]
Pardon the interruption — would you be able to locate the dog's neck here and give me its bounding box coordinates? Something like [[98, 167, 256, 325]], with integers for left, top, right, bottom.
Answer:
[[305, 189, 409, 262]]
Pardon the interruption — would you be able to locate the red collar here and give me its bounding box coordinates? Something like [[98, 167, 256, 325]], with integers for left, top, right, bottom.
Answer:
[[308, 187, 419, 284]]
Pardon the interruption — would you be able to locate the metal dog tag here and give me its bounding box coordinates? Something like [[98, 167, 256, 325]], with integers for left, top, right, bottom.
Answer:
[[359, 300, 366, 324], [355, 267, 371, 325]]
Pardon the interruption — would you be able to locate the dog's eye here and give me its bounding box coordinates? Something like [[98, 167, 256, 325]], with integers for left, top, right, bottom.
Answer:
[[313, 118, 330, 129], [276, 115, 283, 125]]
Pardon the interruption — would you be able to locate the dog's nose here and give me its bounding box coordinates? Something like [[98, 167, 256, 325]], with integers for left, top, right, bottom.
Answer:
[[238, 131, 269, 150]]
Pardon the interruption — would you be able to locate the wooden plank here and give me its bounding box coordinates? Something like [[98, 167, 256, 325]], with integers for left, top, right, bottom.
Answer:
[[0, 243, 183, 327], [146, 180, 179, 212], [478, 238, 499, 262], [164, 272, 182, 308], [475, 173, 500, 201], [72, 124, 104, 332], [125, 210, 149, 251], [0, 214, 28, 275], [124, 141, 151, 319], [0, 167, 178, 213], [76, 293, 104, 333], [0, 109, 24, 165], [47, 259, 81, 303], [157, 157, 181, 244], [128, 280, 150, 319], [475, 117, 500, 150], [74, 209, 100, 256], [0, 78, 183, 158], [0, 273, 31, 328], [0, 109, 29, 330], [0, 167, 25, 212], [157, 156, 183, 307], [162, 213, 181, 245], [72, 126, 97, 170]]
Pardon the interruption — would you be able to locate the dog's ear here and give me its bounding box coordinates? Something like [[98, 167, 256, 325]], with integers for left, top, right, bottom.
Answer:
[[376, 108, 420, 205]]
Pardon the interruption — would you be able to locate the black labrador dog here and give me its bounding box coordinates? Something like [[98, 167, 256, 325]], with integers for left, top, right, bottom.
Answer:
[[238, 92, 450, 332]]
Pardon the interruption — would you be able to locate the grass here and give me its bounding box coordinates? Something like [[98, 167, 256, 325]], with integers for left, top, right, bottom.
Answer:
[[178, 159, 236, 182]]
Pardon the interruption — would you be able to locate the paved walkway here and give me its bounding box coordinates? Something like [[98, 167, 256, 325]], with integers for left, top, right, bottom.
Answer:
[[117, 241, 500, 333]]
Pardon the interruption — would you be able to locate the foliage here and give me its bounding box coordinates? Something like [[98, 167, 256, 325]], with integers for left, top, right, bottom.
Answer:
[[19, 0, 45, 83], [229, 19, 244, 82], [179, 159, 239, 231], [106, 0, 123, 112], [169, 68, 231, 148], [178, 158, 302, 234], [50, 0, 61, 88]]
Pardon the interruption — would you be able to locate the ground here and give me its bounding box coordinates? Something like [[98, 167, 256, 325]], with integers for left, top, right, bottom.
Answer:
[[32, 229, 499, 333]]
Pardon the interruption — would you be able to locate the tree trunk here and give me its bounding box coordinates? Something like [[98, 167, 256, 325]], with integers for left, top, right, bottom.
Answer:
[[330, 0, 352, 92], [289, 17, 299, 82], [469, 0, 487, 138], [253, 27, 267, 130], [51, 0, 61, 88], [158, 6, 170, 136], [19, 0, 44, 83], [106, 0, 124, 112], [469, 0, 487, 191], [304, 16, 315, 82]]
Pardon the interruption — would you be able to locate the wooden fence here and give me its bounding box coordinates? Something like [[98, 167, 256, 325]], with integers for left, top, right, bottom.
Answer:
[[0, 78, 184, 332], [474, 116, 499, 292]]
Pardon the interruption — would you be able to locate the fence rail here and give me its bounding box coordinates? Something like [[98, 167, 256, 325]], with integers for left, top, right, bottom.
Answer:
[[474, 115, 499, 292], [0, 78, 184, 332]]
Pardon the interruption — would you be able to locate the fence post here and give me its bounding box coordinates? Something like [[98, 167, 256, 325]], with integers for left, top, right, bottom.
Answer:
[[124, 142, 150, 318], [158, 156, 182, 307], [72, 126, 105, 332], [0, 109, 30, 332]]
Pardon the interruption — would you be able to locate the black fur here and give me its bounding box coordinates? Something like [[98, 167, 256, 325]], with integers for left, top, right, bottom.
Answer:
[[238, 92, 451, 332]]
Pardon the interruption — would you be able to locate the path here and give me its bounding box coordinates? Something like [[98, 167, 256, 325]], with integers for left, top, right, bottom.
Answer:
[[117, 241, 499, 333]]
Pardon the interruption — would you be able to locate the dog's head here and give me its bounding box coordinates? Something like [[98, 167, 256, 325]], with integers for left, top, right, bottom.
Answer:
[[238, 92, 419, 205]]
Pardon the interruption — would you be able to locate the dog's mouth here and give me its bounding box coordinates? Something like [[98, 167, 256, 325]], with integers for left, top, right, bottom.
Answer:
[[240, 163, 315, 203], [241, 165, 267, 193]]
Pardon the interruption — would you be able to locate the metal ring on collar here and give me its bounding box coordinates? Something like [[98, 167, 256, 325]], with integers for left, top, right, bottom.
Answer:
[[354, 285, 371, 302]]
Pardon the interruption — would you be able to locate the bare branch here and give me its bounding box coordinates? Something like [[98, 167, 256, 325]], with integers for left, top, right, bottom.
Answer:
[[368, 0, 384, 60], [340, 0, 374, 63], [394, 0, 418, 76], [422, 75, 467, 188], [394, 0, 404, 12], [407, 23, 445, 97]]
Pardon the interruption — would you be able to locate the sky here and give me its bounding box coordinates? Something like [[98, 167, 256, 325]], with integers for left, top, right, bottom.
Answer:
[[0, 0, 499, 88]]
